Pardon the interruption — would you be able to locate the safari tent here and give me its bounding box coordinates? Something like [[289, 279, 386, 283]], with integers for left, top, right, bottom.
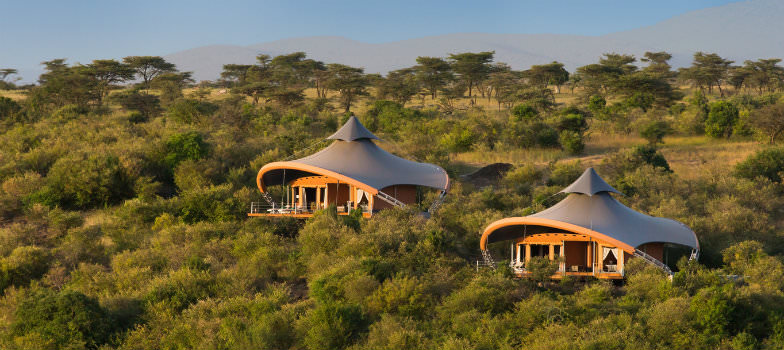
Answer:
[[249, 116, 450, 218], [480, 167, 699, 278]]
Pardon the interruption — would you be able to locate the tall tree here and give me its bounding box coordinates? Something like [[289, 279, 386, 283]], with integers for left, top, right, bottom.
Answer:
[[524, 61, 569, 93], [220, 64, 253, 87], [122, 56, 177, 91], [641, 51, 674, 79], [485, 63, 519, 109], [325, 64, 369, 112], [377, 67, 420, 105], [752, 103, 784, 144], [0, 68, 18, 82], [151, 72, 194, 106], [414, 56, 453, 99], [599, 53, 637, 74], [88, 59, 135, 106], [447, 51, 494, 99], [678, 52, 734, 97], [743, 59, 784, 94]]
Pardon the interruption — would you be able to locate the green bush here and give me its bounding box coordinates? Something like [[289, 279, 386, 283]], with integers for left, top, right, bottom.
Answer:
[[0, 246, 51, 292], [705, 101, 739, 138], [640, 120, 670, 145], [167, 98, 218, 124], [164, 131, 209, 169], [301, 301, 367, 350], [559, 130, 584, 154], [511, 103, 539, 121], [735, 147, 784, 183], [0, 96, 22, 121], [12, 289, 114, 349], [34, 154, 133, 209]]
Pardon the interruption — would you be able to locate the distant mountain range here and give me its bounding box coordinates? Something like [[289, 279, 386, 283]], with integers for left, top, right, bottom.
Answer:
[[162, 0, 784, 82]]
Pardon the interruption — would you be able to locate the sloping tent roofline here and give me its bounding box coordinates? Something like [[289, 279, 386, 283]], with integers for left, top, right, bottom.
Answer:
[[256, 116, 450, 195], [481, 217, 636, 253], [257, 161, 381, 195], [480, 167, 699, 254]]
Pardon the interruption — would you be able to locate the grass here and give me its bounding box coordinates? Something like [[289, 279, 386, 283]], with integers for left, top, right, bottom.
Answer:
[[0, 90, 26, 101]]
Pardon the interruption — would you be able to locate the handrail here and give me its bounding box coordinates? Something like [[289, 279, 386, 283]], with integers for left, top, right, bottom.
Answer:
[[376, 190, 406, 207], [633, 249, 673, 276], [428, 190, 448, 215]]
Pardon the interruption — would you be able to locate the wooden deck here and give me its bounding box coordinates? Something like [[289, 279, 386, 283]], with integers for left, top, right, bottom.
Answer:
[[514, 270, 623, 280], [247, 211, 372, 218]]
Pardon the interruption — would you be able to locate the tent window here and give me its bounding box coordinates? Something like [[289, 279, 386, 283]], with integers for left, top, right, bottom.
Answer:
[[602, 247, 618, 272]]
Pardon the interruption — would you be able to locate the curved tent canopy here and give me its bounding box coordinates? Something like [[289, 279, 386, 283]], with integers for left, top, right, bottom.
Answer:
[[481, 167, 699, 253], [328, 115, 379, 141], [257, 117, 449, 195]]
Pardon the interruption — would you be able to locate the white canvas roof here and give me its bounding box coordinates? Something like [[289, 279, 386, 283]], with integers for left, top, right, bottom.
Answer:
[[258, 116, 449, 194]]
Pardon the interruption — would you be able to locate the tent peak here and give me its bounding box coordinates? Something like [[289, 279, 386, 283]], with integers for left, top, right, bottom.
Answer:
[[327, 115, 380, 141], [559, 167, 623, 196]]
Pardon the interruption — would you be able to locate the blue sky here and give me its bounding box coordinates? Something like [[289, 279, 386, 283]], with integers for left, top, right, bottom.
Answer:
[[2, 0, 739, 81]]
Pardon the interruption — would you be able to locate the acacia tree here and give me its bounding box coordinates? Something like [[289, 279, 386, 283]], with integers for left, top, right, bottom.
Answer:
[[122, 56, 177, 91], [220, 64, 253, 87], [447, 51, 494, 100], [377, 67, 419, 105], [325, 64, 369, 112], [678, 52, 733, 97], [0, 68, 18, 89], [641, 51, 675, 79], [414, 56, 452, 99], [575, 54, 633, 96], [743, 59, 784, 94], [524, 61, 569, 93], [88, 59, 135, 106], [486, 63, 519, 109], [752, 103, 784, 144]]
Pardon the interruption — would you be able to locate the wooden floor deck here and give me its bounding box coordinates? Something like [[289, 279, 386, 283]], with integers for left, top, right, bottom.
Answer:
[[514, 270, 623, 280], [248, 212, 372, 218]]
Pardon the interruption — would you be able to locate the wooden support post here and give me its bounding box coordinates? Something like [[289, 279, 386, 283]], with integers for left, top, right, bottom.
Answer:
[[316, 187, 321, 210], [549, 245, 555, 260], [561, 240, 566, 273], [516, 244, 521, 263], [298, 187, 304, 207], [587, 240, 593, 272], [525, 244, 531, 263]]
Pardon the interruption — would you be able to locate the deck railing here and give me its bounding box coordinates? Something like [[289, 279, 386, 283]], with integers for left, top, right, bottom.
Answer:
[[249, 202, 370, 215]]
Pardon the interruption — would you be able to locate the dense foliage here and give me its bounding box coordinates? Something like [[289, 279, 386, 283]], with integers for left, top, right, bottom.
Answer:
[[2, 51, 784, 349]]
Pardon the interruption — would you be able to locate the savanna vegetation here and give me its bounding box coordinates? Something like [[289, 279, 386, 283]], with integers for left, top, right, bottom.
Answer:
[[3, 50, 784, 349]]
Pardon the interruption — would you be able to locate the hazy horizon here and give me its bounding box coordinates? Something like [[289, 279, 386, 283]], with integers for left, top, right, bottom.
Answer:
[[3, 0, 742, 82]]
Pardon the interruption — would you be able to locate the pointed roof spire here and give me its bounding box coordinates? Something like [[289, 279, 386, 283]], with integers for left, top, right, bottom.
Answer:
[[559, 167, 623, 196], [327, 115, 380, 141]]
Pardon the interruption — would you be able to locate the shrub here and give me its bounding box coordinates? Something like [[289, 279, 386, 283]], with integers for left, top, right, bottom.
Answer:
[[0, 246, 51, 292], [640, 120, 670, 145], [735, 147, 784, 183], [34, 154, 133, 209], [167, 99, 218, 124], [164, 131, 209, 169], [0, 96, 22, 121], [705, 101, 739, 138], [301, 302, 367, 350], [511, 104, 538, 121], [110, 90, 161, 117], [127, 111, 147, 123], [12, 289, 114, 349], [559, 130, 584, 154], [440, 128, 475, 153], [51, 104, 88, 121], [144, 268, 215, 312]]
